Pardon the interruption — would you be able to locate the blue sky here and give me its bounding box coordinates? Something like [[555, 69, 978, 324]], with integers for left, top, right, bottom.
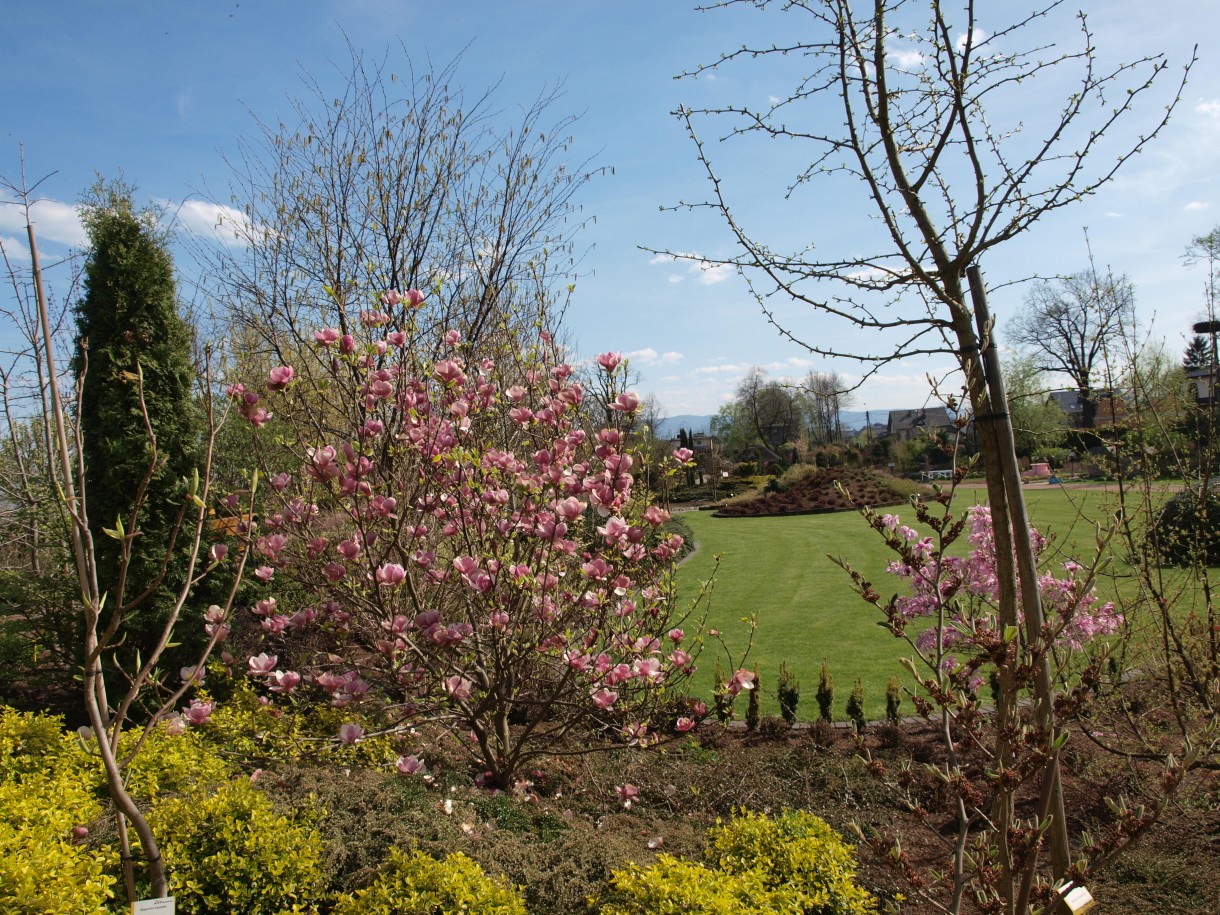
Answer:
[[3, 1, 1219, 419]]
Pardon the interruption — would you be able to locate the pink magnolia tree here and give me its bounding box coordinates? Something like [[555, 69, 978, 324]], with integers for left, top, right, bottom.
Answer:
[[214, 294, 714, 787]]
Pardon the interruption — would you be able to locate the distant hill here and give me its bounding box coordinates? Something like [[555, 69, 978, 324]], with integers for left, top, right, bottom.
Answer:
[[654, 410, 887, 441], [656, 415, 717, 439]]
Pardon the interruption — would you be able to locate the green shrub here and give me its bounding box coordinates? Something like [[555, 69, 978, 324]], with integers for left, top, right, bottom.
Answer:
[[0, 707, 116, 913], [1150, 488, 1220, 566], [776, 661, 800, 725], [333, 847, 526, 914], [816, 661, 835, 722], [149, 780, 325, 914], [846, 679, 866, 734], [601, 810, 875, 915], [885, 677, 903, 725]]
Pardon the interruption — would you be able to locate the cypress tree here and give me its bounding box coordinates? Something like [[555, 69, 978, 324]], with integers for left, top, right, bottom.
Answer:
[[73, 180, 202, 676]]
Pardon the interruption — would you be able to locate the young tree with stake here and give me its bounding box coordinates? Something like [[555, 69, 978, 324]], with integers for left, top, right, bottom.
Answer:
[[671, 2, 1192, 910]]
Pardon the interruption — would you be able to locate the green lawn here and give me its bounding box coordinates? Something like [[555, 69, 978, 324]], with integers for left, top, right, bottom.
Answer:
[[674, 483, 1177, 721]]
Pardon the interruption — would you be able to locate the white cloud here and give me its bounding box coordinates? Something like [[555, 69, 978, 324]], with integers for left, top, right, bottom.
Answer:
[[1185, 201, 1210, 211], [629, 348, 688, 368], [171, 199, 258, 247], [767, 95, 781, 106], [694, 260, 734, 285], [692, 363, 749, 376], [845, 265, 889, 282], [0, 234, 30, 261], [1197, 99, 1220, 117], [0, 193, 87, 248], [887, 49, 925, 70], [955, 28, 988, 52], [1105, 211, 1124, 219], [648, 250, 735, 286]]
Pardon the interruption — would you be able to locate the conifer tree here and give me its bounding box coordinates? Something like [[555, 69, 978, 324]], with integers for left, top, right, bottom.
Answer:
[[73, 180, 202, 674]]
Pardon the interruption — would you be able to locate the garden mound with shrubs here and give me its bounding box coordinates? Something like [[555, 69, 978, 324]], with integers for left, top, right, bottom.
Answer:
[[714, 466, 921, 518]]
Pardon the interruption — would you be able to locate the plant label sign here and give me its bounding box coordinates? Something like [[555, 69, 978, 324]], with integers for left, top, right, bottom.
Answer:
[[132, 899, 174, 915]]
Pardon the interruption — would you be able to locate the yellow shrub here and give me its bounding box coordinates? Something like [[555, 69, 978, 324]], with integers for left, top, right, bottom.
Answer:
[[333, 848, 526, 915], [600, 809, 875, 915], [149, 779, 326, 914], [0, 707, 116, 913]]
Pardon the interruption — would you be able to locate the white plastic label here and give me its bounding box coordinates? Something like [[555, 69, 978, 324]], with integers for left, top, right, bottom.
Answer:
[[133, 898, 175, 915]]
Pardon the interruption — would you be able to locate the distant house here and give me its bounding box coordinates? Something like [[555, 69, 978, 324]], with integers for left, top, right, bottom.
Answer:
[[1186, 366, 1215, 405], [1045, 389, 1124, 427], [690, 432, 721, 453], [886, 407, 954, 441]]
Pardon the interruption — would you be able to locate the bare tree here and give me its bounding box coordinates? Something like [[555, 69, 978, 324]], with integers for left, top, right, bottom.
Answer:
[[671, 1, 1191, 910], [736, 367, 800, 463], [800, 370, 853, 444], [203, 45, 600, 443], [1008, 271, 1134, 427]]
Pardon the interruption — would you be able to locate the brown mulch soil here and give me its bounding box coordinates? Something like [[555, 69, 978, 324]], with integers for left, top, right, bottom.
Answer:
[[714, 467, 917, 517]]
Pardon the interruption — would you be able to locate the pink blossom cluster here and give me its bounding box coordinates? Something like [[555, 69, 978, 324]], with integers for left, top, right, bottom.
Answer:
[[884, 505, 1121, 652]]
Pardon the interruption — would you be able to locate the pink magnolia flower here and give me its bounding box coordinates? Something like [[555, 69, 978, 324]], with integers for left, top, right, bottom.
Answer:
[[269, 670, 301, 693], [596, 352, 623, 372], [726, 669, 756, 697], [591, 688, 618, 709], [209, 543, 228, 563], [643, 505, 671, 526], [381, 289, 403, 306], [396, 755, 427, 775], [445, 676, 474, 699], [405, 288, 425, 308], [338, 723, 364, 744], [255, 565, 275, 582], [609, 392, 640, 413], [672, 447, 694, 463], [434, 360, 466, 385], [182, 699, 214, 726], [615, 783, 640, 808], [245, 406, 273, 427], [269, 471, 292, 491], [314, 327, 340, 346], [376, 563, 407, 586], [248, 652, 278, 675], [267, 365, 295, 391], [180, 665, 205, 685], [444, 328, 462, 345], [668, 628, 685, 643], [676, 717, 696, 733]]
